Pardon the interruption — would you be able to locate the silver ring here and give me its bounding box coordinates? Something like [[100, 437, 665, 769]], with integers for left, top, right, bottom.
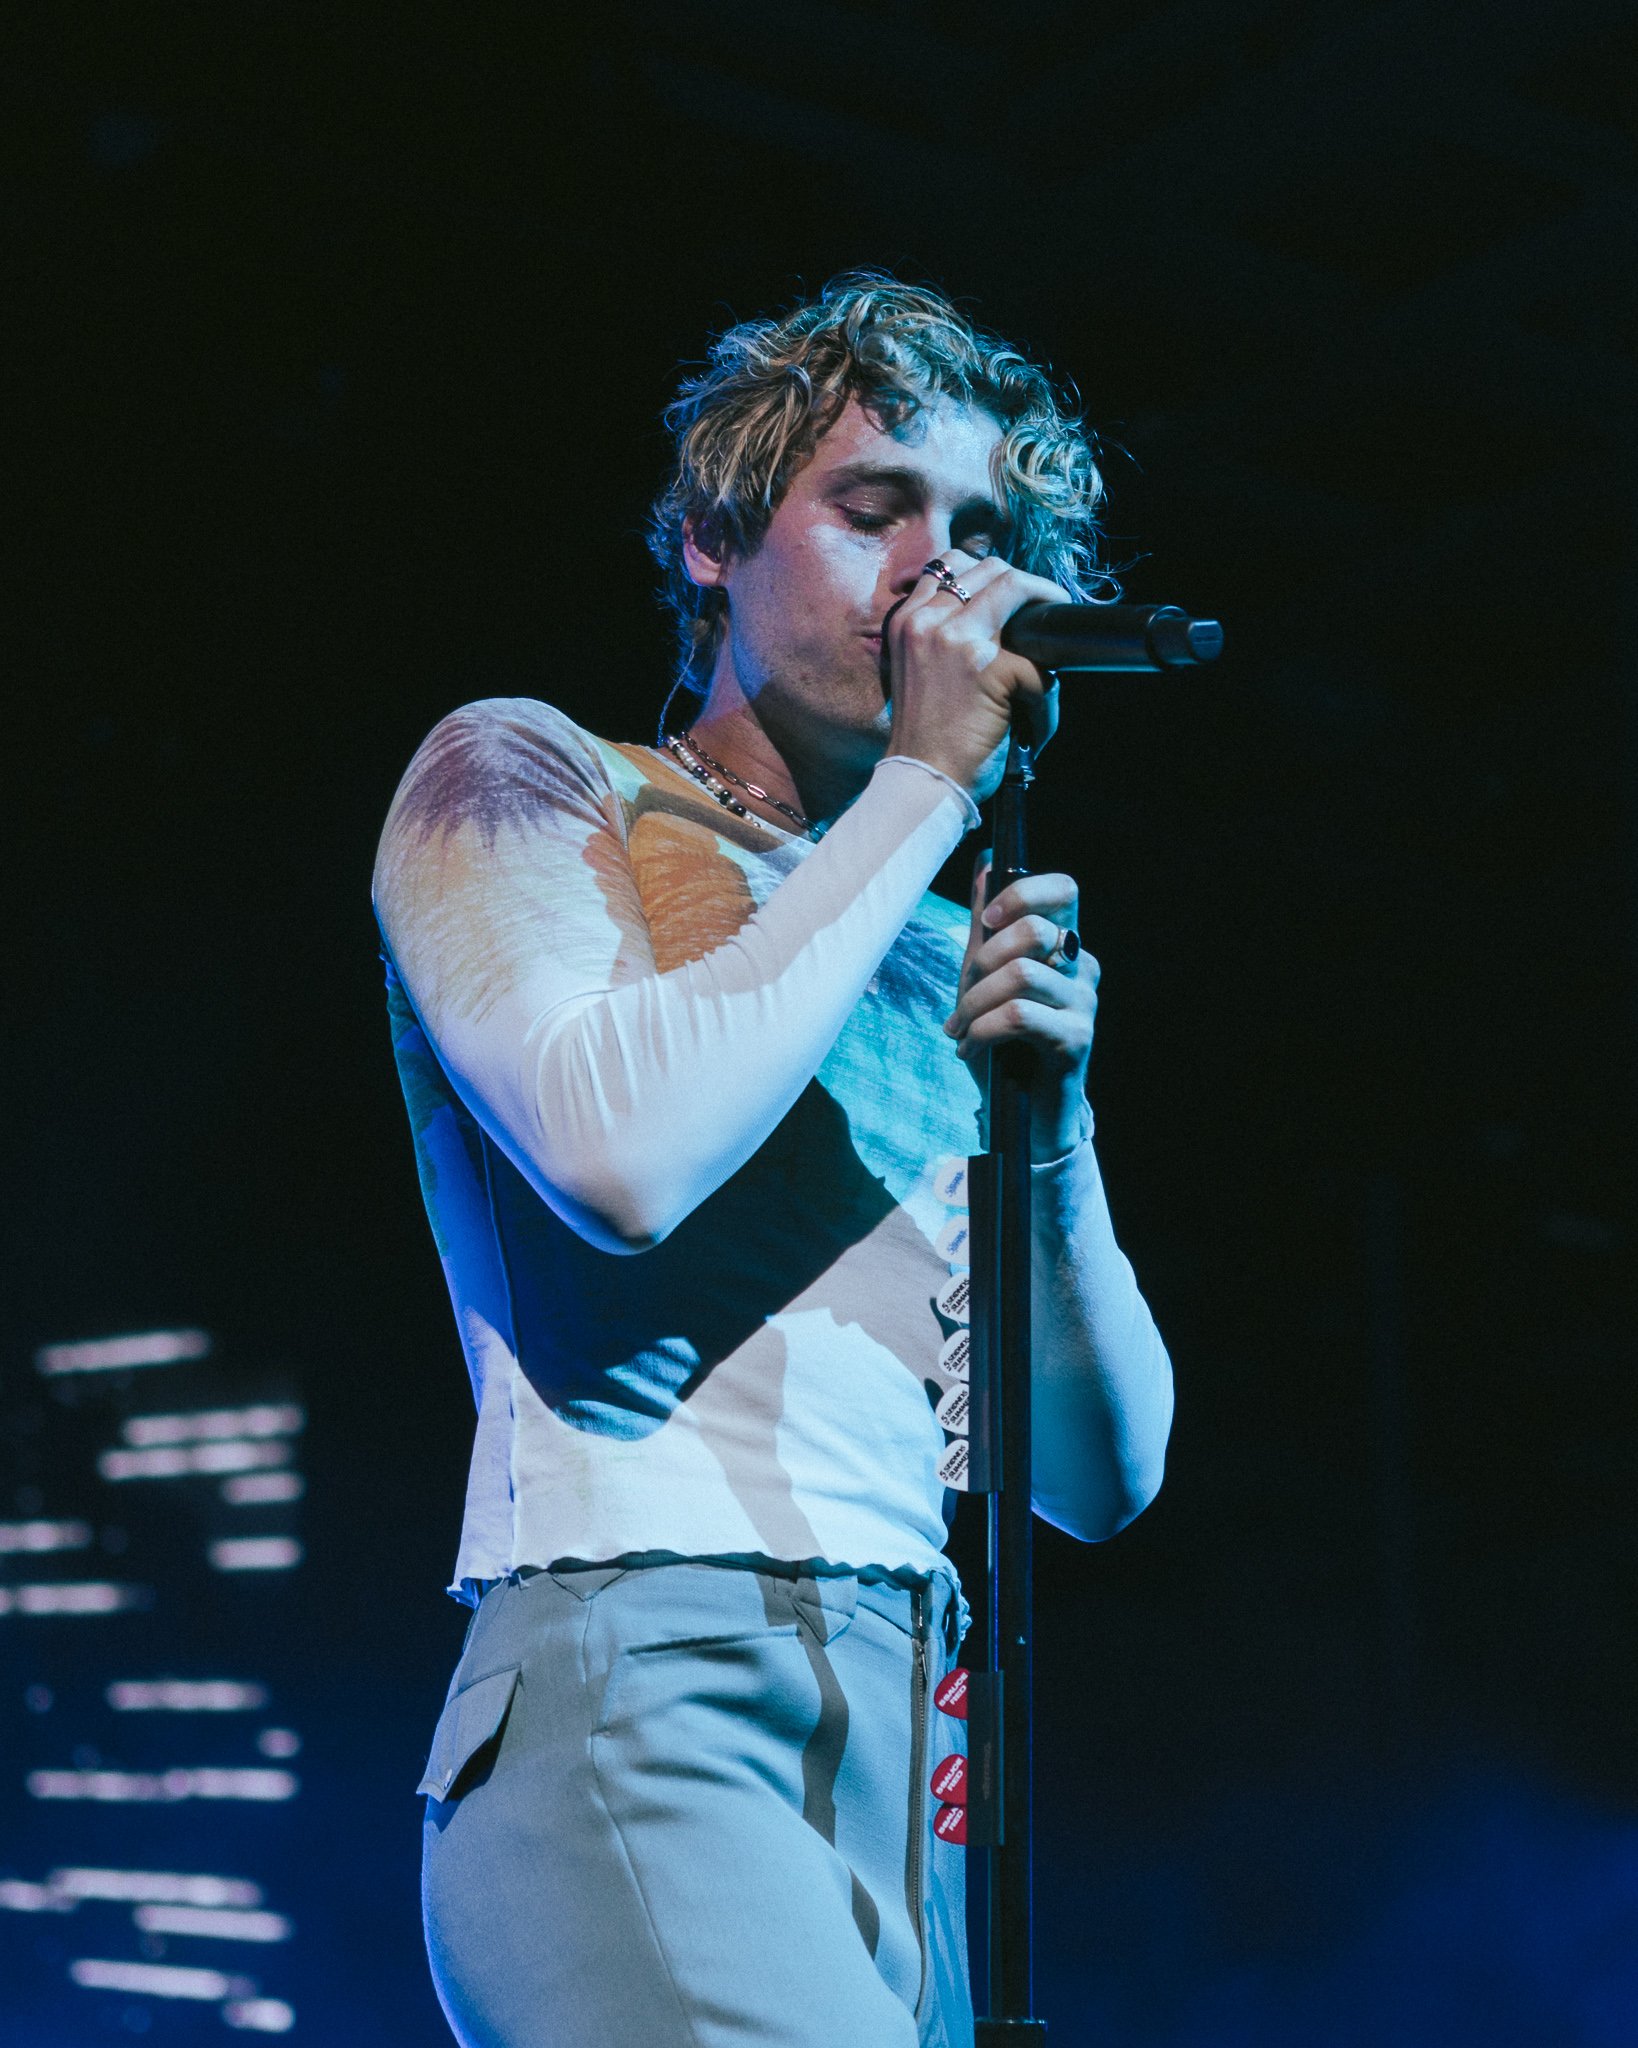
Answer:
[[922, 557, 972, 604], [1047, 927, 1082, 975]]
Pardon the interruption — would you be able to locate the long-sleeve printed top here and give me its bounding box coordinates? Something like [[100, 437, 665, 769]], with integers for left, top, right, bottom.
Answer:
[[373, 699, 1172, 1598]]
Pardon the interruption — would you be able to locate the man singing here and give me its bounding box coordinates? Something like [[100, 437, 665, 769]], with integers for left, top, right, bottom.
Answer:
[[374, 273, 1173, 2047]]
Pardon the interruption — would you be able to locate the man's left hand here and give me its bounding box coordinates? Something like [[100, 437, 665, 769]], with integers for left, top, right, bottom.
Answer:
[[945, 855, 1098, 1162]]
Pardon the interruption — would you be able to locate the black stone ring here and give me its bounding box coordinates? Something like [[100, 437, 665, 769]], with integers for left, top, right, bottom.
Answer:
[[1048, 927, 1082, 974], [921, 558, 972, 603]]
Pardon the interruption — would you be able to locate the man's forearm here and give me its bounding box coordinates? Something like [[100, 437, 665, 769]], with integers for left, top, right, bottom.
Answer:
[[1027, 1134, 1174, 1542]]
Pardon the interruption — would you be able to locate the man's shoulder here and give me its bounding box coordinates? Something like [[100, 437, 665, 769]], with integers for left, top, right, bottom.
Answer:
[[418, 694, 608, 765], [379, 698, 637, 874], [408, 695, 630, 800]]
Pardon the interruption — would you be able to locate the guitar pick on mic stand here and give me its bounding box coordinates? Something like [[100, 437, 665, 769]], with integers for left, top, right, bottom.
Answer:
[[965, 602, 1224, 2042]]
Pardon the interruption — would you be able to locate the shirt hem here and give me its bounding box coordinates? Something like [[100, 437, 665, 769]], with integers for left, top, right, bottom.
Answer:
[[450, 1545, 961, 1606]]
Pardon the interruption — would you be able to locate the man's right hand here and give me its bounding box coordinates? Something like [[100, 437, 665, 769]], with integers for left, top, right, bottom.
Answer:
[[882, 548, 1069, 804]]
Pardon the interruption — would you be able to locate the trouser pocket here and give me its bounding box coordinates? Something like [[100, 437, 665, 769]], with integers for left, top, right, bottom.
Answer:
[[417, 1665, 521, 1803]]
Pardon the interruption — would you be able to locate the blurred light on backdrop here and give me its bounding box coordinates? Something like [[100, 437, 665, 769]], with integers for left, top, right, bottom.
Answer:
[[70, 1957, 252, 1998], [0, 1880, 75, 1913], [223, 1471, 305, 1504], [100, 1439, 292, 1480], [50, 1867, 266, 1906], [223, 1998, 297, 2033], [0, 1581, 148, 1615], [28, 1767, 300, 1802], [35, 1329, 213, 1374], [134, 1903, 293, 1942], [0, 1519, 92, 1552], [107, 1678, 271, 1711], [208, 1537, 304, 1572], [4, 1318, 306, 2030], [123, 1404, 304, 1446]]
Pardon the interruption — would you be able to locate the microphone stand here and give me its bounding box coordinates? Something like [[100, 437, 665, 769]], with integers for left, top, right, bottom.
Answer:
[[966, 722, 1046, 2041], [963, 605, 1223, 2039]]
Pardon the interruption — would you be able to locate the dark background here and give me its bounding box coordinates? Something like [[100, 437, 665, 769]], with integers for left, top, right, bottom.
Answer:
[[7, 3, 1638, 2041]]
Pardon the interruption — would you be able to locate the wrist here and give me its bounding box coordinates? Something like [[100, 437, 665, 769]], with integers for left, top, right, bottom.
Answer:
[[873, 752, 981, 831], [1029, 1088, 1093, 1165]]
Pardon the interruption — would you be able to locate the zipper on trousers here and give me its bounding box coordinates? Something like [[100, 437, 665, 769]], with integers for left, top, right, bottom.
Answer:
[[909, 1581, 931, 2015]]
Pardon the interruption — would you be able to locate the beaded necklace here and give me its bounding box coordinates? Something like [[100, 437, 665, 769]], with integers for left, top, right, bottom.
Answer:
[[663, 731, 823, 841]]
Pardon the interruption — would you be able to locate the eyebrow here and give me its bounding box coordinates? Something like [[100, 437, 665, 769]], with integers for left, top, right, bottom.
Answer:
[[821, 461, 1009, 531]]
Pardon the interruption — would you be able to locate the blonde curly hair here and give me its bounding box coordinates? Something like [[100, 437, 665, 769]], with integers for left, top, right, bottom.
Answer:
[[648, 271, 1112, 694]]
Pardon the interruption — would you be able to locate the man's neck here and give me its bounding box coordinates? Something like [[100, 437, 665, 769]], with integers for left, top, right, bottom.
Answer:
[[686, 679, 880, 831]]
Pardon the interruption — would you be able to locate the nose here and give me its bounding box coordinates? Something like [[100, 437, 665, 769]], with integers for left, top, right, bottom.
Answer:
[[887, 514, 948, 596]]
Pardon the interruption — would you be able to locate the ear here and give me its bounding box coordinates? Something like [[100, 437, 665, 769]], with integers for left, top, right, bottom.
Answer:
[[681, 517, 730, 591]]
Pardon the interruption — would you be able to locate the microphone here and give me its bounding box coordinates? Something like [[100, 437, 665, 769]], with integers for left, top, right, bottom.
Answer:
[[1001, 602, 1224, 673]]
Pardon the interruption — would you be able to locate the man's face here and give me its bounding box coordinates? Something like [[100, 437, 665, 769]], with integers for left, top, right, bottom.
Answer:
[[690, 394, 1009, 767]]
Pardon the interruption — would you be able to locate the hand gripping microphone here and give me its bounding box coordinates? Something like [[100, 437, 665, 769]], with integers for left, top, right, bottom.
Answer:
[[1001, 602, 1224, 672]]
